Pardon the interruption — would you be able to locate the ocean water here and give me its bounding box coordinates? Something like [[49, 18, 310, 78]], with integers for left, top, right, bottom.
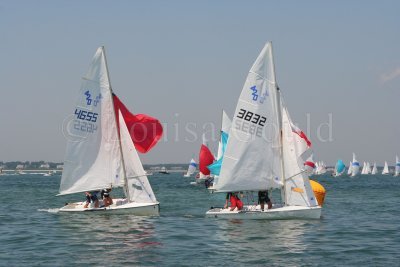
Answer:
[[1, 172, 399, 266]]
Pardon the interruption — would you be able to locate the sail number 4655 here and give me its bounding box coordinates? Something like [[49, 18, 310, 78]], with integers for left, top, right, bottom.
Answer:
[[75, 108, 98, 122], [237, 109, 266, 126]]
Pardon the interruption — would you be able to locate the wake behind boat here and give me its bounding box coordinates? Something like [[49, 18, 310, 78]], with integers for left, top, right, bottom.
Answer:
[[206, 42, 324, 220], [58, 47, 162, 215]]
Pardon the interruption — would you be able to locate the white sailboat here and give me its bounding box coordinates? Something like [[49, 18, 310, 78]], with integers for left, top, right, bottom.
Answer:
[[361, 162, 368, 175], [351, 153, 360, 177], [183, 159, 197, 177], [347, 161, 352, 176], [371, 162, 378, 175], [366, 162, 371, 174], [58, 47, 160, 215], [207, 110, 232, 190], [382, 161, 390, 175], [206, 42, 322, 219], [394, 156, 400, 177]]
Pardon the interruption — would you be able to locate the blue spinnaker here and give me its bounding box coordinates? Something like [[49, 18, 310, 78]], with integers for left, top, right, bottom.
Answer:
[[207, 131, 228, 176]]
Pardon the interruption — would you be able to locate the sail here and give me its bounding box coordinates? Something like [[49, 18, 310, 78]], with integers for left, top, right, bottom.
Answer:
[[371, 162, 378, 174], [113, 94, 163, 153], [335, 160, 345, 176], [382, 161, 389, 174], [59, 47, 124, 195], [366, 162, 371, 174], [215, 42, 282, 192], [347, 161, 352, 175], [119, 111, 157, 203], [351, 153, 360, 176], [208, 110, 232, 176], [304, 154, 316, 174], [282, 106, 318, 207], [395, 156, 400, 176], [186, 159, 197, 176], [361, 162, 367, 175], [199, 134, 214, 176]]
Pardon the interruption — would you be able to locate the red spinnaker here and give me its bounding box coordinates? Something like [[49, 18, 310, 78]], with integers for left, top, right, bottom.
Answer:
[[113, 94, 163, 153], [199, 144, 214, 175]]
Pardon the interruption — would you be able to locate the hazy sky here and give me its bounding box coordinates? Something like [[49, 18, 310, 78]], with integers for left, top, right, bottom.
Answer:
[[0, 0, 399, 165]]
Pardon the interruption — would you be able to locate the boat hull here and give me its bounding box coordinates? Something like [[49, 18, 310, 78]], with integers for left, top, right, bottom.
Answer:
[[206, 204, 321, 220], [59, 198, 160, 216]]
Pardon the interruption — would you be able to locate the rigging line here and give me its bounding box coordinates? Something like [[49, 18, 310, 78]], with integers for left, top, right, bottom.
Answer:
[[285, 169, 307, 181]]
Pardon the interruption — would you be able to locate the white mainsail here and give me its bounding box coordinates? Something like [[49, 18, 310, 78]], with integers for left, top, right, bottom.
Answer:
[[395, 156, 400, 177], [59, 47, 124, 195], [216, 110, 232, 160], [215, 42, 282, 192], [185, 159, 197, 176], [361, 162, 367, 175], [119, 111, 157, 203], [366, 162, 371, 174], [347, 161, 352, 175], [371, 162, 378, 175], [382, 161, 390, 175]]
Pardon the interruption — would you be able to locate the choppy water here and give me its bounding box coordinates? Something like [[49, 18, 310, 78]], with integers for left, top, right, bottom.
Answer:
[[1, 172, 399, 266]]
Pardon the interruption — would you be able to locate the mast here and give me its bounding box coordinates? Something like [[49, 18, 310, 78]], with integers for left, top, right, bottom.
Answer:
[[102, 46, 130, 201], [270, 42, 287, 206]]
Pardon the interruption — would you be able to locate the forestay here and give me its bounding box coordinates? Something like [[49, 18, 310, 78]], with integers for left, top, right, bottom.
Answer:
[[59, 47, 124, 195], [215, 42, 282, 192]]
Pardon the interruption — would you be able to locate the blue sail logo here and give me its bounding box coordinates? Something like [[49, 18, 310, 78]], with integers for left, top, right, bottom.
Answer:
[[250, 86, 268, 104], [84, 90, 102, 106]]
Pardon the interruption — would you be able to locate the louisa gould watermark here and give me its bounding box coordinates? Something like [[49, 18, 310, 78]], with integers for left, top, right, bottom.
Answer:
[[62, 112, 334, 145]]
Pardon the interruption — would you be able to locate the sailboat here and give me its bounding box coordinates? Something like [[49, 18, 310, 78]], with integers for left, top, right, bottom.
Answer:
[[382, 161, 390, 175], [206, 42, 322, 219], [371, 162, 378, 175], [207, 110, 232, 190], [351, 153, 360, 177], [183, 159, 197, 177], [334, 160, 345, 177], [366, 162, 371, 174], [58, 47, 162, 215], [195, 134, 215, 184], [347, 161, 352, 176], [361, 162, 368, 175], [394, 156, 400, 177]]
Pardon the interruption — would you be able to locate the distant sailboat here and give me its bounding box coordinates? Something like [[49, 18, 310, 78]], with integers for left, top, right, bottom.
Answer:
[[371, 162, 378, 175], [196, 134, 215, 184], [334, 160, 345, 177], [347, 161, 352, 176], [361, 162, 368, 175], [366, 162, 371, 174], [159, 166, 169, 174], [183, 159, 197, 177], [351, 153, 360, 177], [394, 156, 400, 177], [382, 161, 390, 175], [207, 110, 232, 189]]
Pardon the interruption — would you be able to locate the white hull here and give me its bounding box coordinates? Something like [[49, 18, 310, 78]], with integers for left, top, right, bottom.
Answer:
[[206, 204, 321, 220], [59, 198, 160, 216]]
